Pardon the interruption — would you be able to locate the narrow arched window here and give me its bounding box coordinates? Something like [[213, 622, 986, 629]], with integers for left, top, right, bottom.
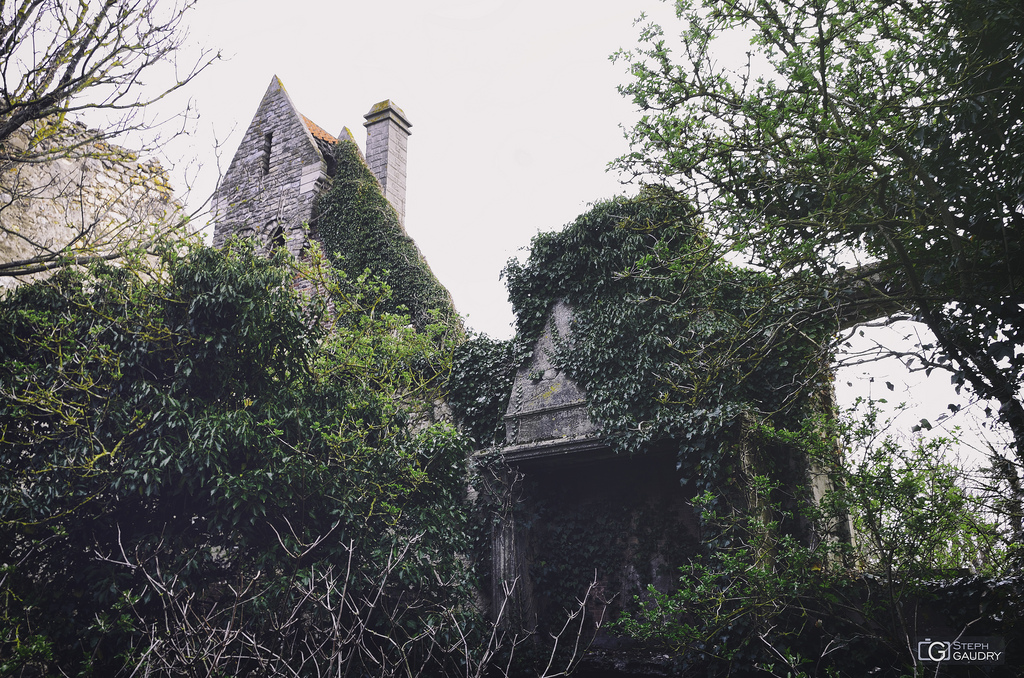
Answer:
[[268, 222, 285, 250]]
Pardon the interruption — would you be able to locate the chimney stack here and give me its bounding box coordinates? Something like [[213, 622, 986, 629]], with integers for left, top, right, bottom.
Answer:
[[363, 100, 412, 224]]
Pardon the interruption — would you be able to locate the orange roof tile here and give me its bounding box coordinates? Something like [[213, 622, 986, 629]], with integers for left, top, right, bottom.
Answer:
[[301, 114, 338, 144]]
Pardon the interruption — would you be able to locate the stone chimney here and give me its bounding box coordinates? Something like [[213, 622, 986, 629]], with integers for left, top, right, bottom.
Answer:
[[363, 100, 412, 223]]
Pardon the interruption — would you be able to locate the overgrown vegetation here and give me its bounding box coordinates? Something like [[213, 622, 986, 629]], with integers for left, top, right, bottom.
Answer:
[[0, 237, 615, 678], [0, 241, 477, 676], [448, 334, 520, 447], [618, 405, 1020, 676], [454, 188, 834, 454], [449, 191, 840, 652], [315, 140, 457, 330], [501, 190, 831, 488], [4, 0, 1022, 674], [450, 188, 1021, 675], [614, 0, 1024, 467], [596, 0, 1024, 670]]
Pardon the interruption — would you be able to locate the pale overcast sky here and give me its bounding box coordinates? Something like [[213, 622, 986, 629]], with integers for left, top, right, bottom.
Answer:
[[145, 0, 997, 451], [158, 0, 680, 339]]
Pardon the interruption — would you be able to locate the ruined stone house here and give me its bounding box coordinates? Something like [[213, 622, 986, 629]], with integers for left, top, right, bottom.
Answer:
[[467, 191, 857, 676], [0, 121, 178, 291], [212, 77, 843, 677], [489, 299, 828, 676]]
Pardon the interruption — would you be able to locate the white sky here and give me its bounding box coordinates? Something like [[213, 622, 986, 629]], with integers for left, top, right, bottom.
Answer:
[[145, 0, 1000, 454]]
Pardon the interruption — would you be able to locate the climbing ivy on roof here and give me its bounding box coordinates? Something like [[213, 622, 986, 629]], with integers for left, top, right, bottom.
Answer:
[[502, 189, 834, 482], [315, 139, 457, 330]]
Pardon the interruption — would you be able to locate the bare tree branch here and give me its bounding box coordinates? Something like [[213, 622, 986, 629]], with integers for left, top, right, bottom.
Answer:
[[0, 0, 216, 283]]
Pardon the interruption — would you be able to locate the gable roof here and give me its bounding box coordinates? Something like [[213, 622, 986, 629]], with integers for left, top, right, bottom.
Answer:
[[301, 113, 338, 160], [301, 114, 337, 144]]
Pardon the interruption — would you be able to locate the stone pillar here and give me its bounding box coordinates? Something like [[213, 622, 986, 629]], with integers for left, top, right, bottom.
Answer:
[[363, 100, 412, 224], [492, 485, 537, 632]]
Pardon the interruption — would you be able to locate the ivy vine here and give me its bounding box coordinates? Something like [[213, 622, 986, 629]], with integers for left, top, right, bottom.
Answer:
[[447, 334, 524, 448], [500, 189, 833, 495], [314, 140, 456, 329]]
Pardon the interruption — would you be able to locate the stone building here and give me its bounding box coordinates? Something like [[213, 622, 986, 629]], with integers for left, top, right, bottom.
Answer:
[[211, 75, 455, 329], [473, 192, 857, 676], [0, 121, 178, 291], [211, 76, 412, 257], [490, 302, 703, 676], [210, 78, 838, 676]]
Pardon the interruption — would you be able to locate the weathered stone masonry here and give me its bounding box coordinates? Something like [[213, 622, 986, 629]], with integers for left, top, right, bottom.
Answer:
[[211, 76, 334, 258], [364, 100, 412, 225], [211, 76, 412, 258], [0, 123, 177, 291]]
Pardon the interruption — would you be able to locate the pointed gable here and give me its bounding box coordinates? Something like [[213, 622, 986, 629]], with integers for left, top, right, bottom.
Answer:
[[211, 76, 334, 255]]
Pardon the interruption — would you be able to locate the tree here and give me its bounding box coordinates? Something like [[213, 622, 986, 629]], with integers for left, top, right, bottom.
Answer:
[[479, 192, 1020, 674], [0, 241, 475, 676], [616, 404, 1019, 677], [0, 0, 217, 279], [613, 0, 1024, 464], [0, 240, 605, 678], [0, 0, 214, 156]]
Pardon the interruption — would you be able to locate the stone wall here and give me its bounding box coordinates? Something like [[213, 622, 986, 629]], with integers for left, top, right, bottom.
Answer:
[[503, 300, 599, 450], [0, 123, 177, 291]]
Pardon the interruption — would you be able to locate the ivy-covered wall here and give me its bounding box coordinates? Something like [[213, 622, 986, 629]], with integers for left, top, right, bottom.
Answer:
[[211, 79, 454, 332], [449, 190, 838, 674], [453, 189, 832, 478], [502, 190, 830, 458], [314, 139, 456, 329], [524, 452, 700, 626]]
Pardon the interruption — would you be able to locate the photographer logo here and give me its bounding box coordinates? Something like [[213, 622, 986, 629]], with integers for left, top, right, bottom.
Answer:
[[916, 637, 1005, 665]]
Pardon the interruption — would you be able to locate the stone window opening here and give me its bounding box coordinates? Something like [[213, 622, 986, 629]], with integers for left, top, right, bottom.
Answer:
[[262, 132, 273, 176], [267, 221, 285, 250]]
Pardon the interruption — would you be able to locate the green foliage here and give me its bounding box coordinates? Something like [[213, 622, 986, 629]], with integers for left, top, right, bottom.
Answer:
[[470, 192, 846, 672], [314, 139, 457, 330], [617, 403, 1020, 676], [837, 409, 1013, 578], [502, 191, 831, 489], [616, 491, 835, 675], [0, 240, 477, 676], [447, 334, 521, 447], [615, 0, 1024, 463], [610, 3, 1024, 671]]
